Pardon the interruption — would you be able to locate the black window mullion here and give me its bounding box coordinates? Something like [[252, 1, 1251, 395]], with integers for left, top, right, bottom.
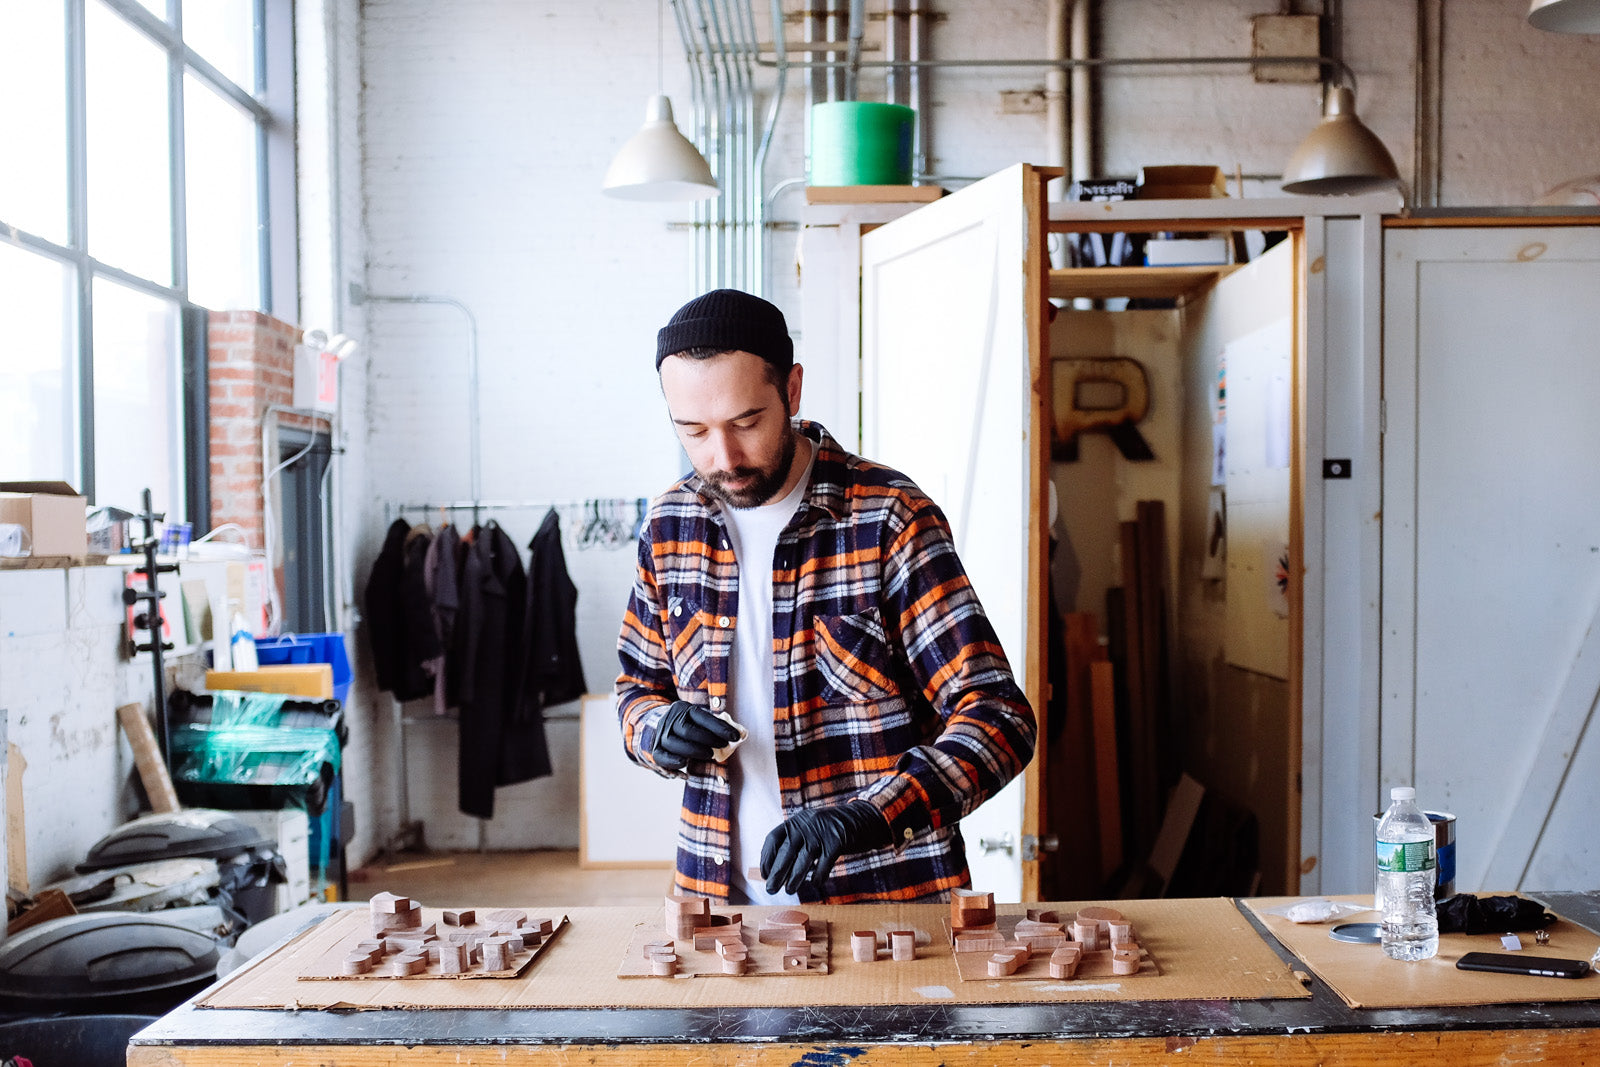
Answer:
[[168, 2, 187, 296]]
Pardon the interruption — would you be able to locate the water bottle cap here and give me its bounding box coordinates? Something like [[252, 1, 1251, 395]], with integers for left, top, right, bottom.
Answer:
[[1390, 786, 1416, 801]]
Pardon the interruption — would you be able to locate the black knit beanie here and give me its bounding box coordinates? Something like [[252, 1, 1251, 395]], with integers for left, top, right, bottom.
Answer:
[[655, 289, 794, 373]]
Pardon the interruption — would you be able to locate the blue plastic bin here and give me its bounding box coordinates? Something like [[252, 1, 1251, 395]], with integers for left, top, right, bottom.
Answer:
[[255, 633, 352, 704]]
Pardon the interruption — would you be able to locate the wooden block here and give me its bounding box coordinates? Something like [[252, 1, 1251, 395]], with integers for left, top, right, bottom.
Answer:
[[485, 908, 526, 928], [442, 909, 474, 926], [439, 942, 467, 974], [117, 703, 181, 813], [1071, 921, 1100, 950], [851, 931, 877, 963], [890, 930, 916, 962], [528, 917, 555, 937], [650, 952, 678, 976], [1108, 921, 1133, 944], [482, 938, 509, 971], [643, 939, 673, 959], [1112, 945, 1141, 975], [341, 953, 371, 975], [720, 954, 746, 975], [370, 892, 418, 915], [1075, 906, 1123, 926], [695, 928, 745, 953], [954, 931, 1007, 953], [986, 946, 1028, 977], [1025, 909, 1060, 924], [390, 952, 426, 976], [950, 889, 996, 930], [1048, 944, 1083, 980], [782, 950, 809, 971]]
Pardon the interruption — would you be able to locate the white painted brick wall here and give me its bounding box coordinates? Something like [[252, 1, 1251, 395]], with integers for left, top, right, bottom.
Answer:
[[348, 0, 1600, 854]]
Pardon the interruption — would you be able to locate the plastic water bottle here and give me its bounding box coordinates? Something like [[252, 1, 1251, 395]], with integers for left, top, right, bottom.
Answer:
[[1376, 786, 1438, 961]]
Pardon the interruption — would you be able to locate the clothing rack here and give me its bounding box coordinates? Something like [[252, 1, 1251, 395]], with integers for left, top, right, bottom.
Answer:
[[380, 496, 634, 857], [385, 498, 646, 551]]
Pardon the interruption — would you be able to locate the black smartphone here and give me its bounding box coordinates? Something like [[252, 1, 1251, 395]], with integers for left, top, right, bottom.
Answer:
[[1456, 951, 1593, 979]]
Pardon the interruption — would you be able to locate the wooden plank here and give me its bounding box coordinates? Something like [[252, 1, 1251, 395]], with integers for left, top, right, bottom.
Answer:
[[805, 184, 947, 205], [1089, 660, 1123, 881], [1048, 265, 1240, 304], [125, 1027, 1600, 1065], [1136, 501, 1176, 797], [118, 702, 181, 814], [1049, 612, 1103, 897], [6, 742, 25, 896], [1116, 520, 1153, 861]]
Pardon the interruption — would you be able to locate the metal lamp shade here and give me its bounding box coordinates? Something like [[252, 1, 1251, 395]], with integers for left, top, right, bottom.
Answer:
[[602, 94, 719, 201], [1281, 86, 1401, 195], [1528, 0, 1600, 33]]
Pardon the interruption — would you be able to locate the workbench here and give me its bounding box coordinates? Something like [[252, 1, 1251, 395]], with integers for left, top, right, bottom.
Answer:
[[128, 890, 1600, 1065]]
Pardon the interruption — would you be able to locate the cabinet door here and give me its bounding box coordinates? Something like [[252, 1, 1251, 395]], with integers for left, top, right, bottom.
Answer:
[[1382, 225, 1600, 891], [860, 164, 1049, 901]]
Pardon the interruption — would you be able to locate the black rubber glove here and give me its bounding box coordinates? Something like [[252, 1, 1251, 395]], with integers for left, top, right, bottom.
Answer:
[[651, 700, 743, 771], [760, 801, 893, 896]]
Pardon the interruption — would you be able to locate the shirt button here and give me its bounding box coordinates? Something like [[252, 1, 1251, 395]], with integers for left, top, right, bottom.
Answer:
[[672, 605, 682, 617], [709, 696, 723, 710], [902, 827, 914, 842], [718, 615, 730, 627], [715, 855, 725, 866]]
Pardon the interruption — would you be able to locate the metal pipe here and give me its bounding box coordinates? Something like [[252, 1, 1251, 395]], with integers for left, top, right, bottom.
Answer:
[[909, 0, 927, 179], [1413, 0, 1442, 207], [1046, 0, 1070, 206], [754, 53, 1358, 90], [1069, 0, 1093, 185], [845, 0, 866, 100], [755, 0, 789, 295], [885, 0, 906, 106]]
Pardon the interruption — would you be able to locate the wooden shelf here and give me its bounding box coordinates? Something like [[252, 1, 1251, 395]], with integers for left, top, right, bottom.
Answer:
[[1048, 265, 1240, 304]]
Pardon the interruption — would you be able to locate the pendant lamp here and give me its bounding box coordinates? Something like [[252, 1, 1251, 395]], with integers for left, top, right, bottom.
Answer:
[[1528, 0, 1600, 33], [601, 0, 719, 201], [1281, 85, 1400, 195], [602, 93, 719, 201]]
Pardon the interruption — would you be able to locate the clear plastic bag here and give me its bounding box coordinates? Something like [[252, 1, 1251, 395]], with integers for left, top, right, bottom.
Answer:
[[1259, 897, 1371, 924]]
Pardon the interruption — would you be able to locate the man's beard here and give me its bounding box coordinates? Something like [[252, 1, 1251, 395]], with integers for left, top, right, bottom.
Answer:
[[701, 427, 798, 509]]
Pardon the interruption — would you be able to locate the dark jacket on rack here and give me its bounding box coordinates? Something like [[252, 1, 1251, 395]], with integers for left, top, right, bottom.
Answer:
[[365, 518, 441, 702], [423, 522, 462, 716], [456, 521, 552, 819], [520, 509, 587, 718]]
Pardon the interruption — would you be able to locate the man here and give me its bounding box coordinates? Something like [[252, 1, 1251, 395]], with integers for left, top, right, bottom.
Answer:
[[616, 288, 1035, 905]]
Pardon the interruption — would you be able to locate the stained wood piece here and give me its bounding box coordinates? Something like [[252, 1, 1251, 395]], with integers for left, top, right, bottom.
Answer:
[[390, 952, 426, 976], [955, 930, 1007, 953], [890, 930, 917, 962], [1048, 944, 1083, 980], [442, 909, 474, 926], [1112, 945, 1142, 975], [438, 942, 466, 974], [341, 953, 371, 976], [649, 952, 678, 977], [851, 931, 877, 963], [485, 908, 527, 929], [950, 889, 997, 931]]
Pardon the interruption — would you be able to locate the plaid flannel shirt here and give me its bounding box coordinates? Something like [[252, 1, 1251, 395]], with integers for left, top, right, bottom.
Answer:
[[615, 421, 1036, 903]]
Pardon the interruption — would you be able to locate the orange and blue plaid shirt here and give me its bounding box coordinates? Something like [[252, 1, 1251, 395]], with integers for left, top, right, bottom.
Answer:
[[616, 421, 1036, 903]]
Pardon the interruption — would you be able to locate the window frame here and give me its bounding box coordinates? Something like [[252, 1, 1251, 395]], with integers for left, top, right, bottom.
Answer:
[[0, 0, 295, 510]]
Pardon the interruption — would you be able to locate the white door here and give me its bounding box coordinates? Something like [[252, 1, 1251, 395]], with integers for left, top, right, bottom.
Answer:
[[1382, 225, 1600, 891], [860, 164, 1046, 902]]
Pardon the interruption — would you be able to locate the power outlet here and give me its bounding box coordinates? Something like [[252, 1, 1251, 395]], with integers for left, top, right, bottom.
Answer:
[[1251, 14, 1322, 84]]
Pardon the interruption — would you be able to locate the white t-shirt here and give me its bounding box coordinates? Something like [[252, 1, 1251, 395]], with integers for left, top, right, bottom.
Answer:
[[720, 437, 815, 905]]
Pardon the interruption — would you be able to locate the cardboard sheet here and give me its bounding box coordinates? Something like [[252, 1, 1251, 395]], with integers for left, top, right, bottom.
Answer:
[[946, 911, 1160, 982], [1246, 895, 1600, 1009], [197, 898, 1307, 1010]]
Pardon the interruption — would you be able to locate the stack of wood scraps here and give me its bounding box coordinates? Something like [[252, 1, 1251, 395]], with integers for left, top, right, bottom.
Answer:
[[299, 893, 567, 981], [619, 897, 832, 978], [946, 894, 1159, 982]]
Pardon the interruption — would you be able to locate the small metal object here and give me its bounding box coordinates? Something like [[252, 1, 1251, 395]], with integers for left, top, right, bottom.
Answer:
[[1535, 929, 1551, 945], [1330, 921, 1383, 944]]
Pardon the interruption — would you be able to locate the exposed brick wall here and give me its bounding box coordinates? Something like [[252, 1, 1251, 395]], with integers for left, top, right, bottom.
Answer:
[[206, 310, 318, 624]]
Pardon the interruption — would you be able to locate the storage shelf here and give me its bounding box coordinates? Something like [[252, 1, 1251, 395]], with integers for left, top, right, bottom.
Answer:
[[1049, 265, 1241, 304]]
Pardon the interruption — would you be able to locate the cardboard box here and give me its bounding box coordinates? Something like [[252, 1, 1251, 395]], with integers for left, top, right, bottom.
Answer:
[[1144, 236, 1232, 267], [0, 482, 87, 559], [1136, 165, 1228, 199], [206, 664, 334, 699]]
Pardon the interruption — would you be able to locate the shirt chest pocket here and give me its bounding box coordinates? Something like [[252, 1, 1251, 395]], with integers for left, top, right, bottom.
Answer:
[[814, 609, 900, 705], [665, 595, 711, 693]]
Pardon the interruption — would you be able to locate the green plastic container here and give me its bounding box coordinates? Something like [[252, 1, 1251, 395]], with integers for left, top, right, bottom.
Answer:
[[809, 101, 916, 186]]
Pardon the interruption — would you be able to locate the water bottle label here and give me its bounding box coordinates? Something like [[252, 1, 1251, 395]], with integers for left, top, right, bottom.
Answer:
[[1376, 839, 1436, 874]]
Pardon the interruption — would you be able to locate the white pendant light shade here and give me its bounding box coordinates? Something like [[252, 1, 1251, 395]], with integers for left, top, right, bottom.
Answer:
[[1528, 0, 1600, 33], [1281, 86, 1401, 195], [602, 94, 719, 201]]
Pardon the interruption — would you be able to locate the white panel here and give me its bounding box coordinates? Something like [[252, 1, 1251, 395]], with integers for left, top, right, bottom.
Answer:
[[861, 166, 1033, 901], [579, 693, 678, 867], [1383, 226, 1600, 893], [0, 570, 68, 637]]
